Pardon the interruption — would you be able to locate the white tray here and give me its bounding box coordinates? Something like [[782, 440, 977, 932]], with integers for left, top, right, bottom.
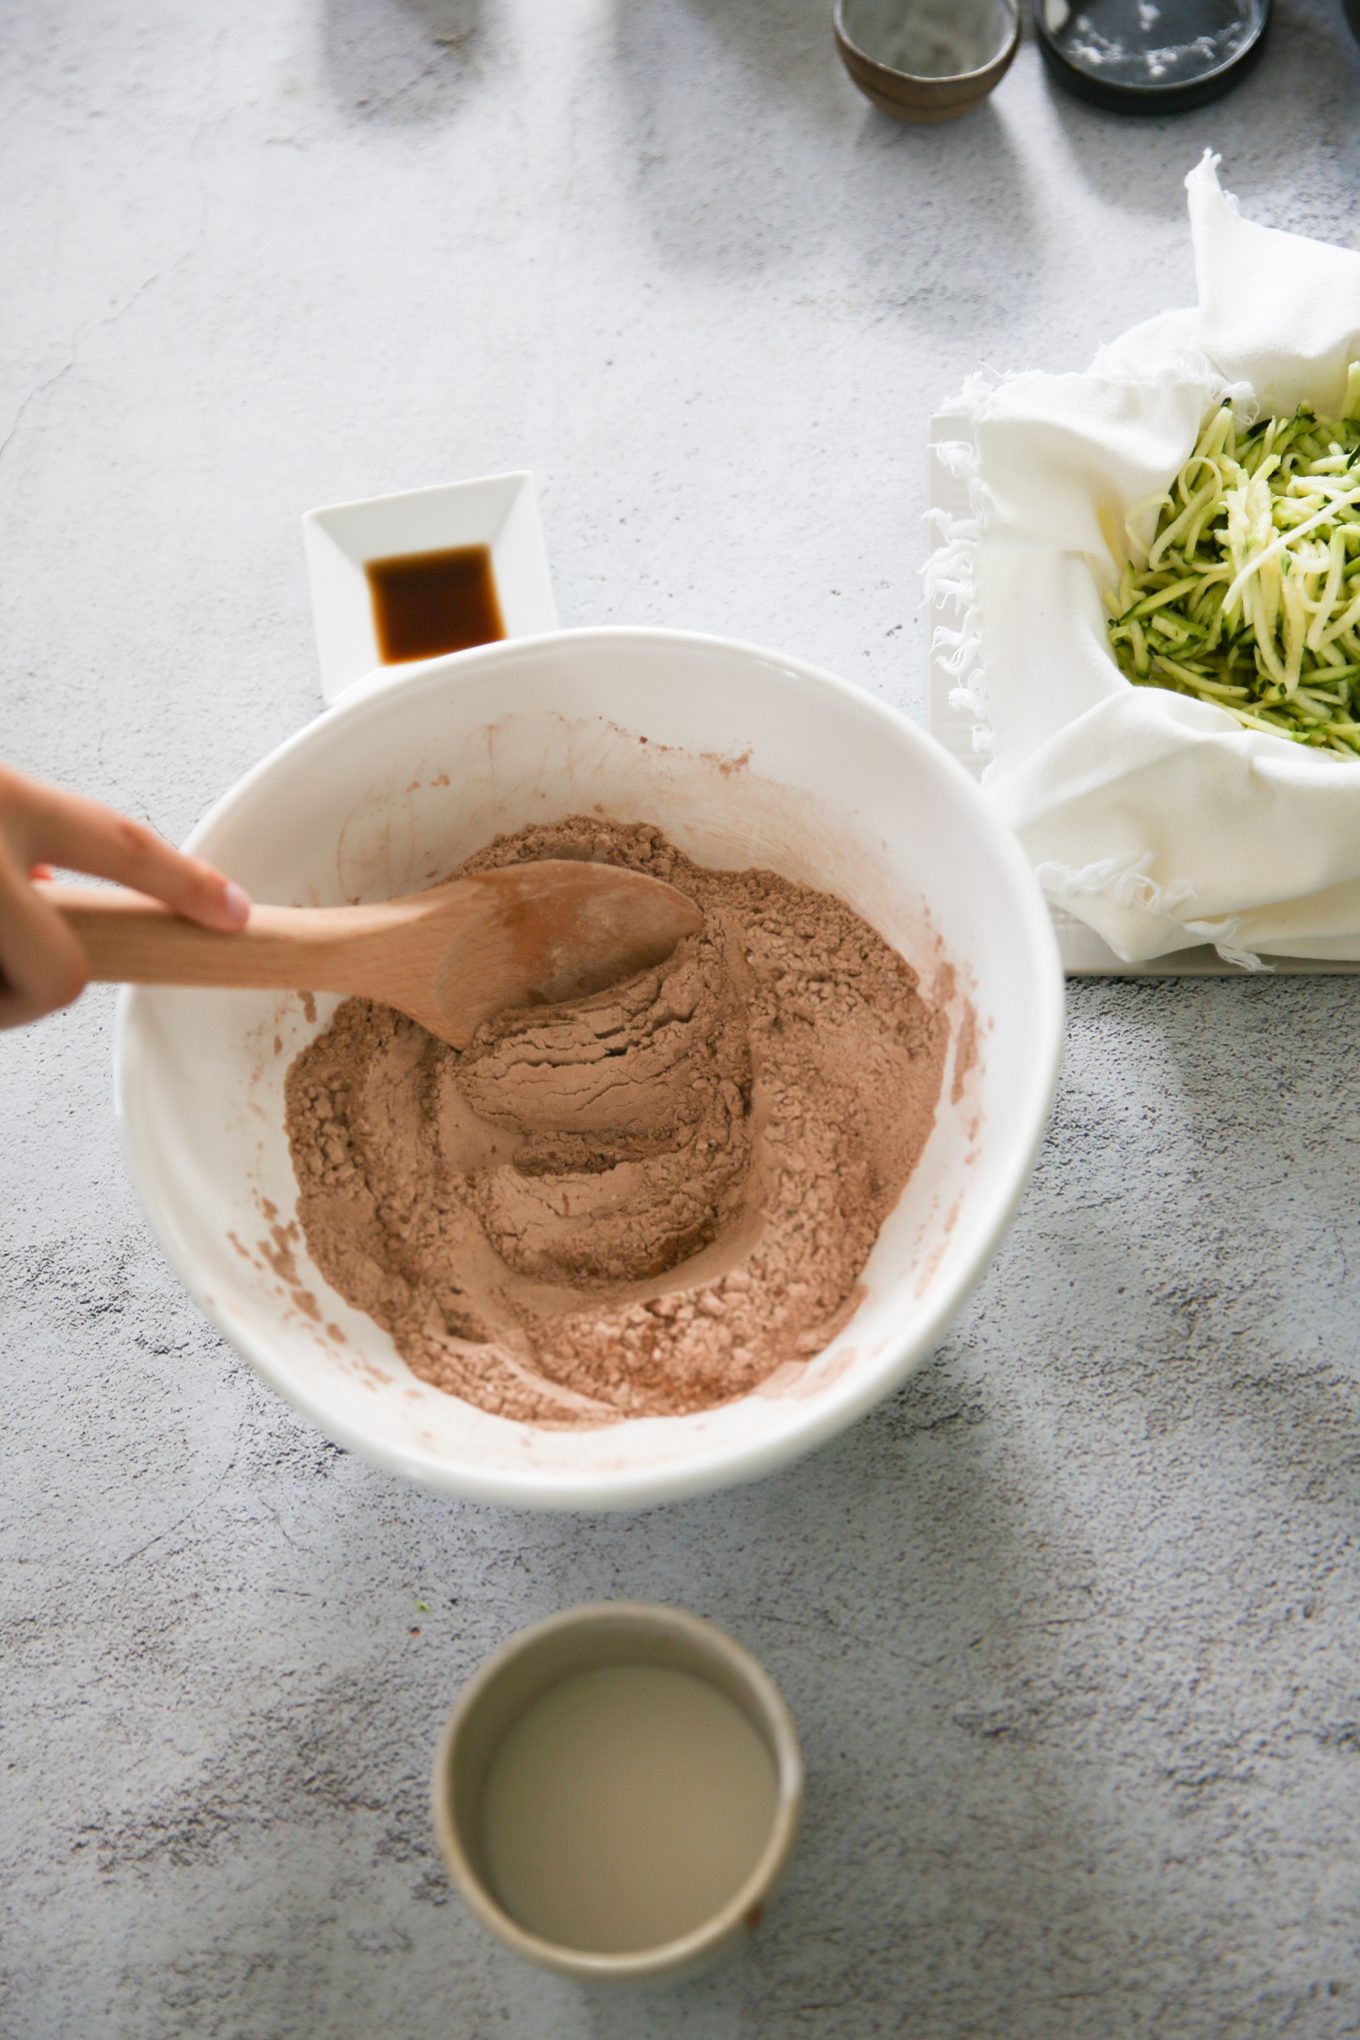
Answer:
[[924, 426, 1360, 979]]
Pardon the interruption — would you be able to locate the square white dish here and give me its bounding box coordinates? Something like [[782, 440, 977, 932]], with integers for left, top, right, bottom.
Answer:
[[302, 471, 558, 706]]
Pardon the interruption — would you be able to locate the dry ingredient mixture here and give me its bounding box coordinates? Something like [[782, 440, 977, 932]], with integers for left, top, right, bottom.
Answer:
[[284, 818, 948, 1426]]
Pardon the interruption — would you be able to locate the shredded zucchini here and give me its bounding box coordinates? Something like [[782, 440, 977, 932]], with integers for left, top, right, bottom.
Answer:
[[1105, 362, 1360, 756]]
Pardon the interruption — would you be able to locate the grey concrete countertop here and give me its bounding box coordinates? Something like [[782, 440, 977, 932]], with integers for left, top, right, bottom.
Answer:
[[4, 3, 1360, 2035]]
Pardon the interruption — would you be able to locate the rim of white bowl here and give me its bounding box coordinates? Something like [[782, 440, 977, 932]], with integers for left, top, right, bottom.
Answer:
[[112, 626, 1064, 1511]]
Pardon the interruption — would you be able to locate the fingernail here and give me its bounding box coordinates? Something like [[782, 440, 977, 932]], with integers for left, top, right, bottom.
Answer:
[[223, 880, 251, 927]]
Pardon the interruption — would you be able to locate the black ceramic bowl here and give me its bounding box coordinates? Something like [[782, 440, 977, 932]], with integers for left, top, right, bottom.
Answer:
[[1034, 0, 1271, 111]]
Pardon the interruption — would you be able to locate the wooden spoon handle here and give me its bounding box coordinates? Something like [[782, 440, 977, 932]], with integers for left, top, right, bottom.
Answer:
[[45, 883, 369, 994]]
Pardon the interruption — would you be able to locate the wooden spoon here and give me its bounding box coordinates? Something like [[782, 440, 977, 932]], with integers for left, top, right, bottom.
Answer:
[[46, 861, 703, 1048]]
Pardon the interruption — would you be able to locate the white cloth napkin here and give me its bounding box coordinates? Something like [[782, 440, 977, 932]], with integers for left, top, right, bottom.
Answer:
[[928, 154, 1360, 967]]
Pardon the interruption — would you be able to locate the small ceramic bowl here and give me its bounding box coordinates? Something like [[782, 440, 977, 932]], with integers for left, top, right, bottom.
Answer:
[[834, 0, 1021, 120], [433, 1604, 803, 1984]]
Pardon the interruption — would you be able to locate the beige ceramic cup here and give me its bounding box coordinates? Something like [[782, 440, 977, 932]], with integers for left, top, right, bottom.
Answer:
[[834, 0, 1021, 121], [432, 1603, 803, 1984]]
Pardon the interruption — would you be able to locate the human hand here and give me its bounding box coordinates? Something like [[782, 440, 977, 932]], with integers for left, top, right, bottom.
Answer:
[[0, 766, 250, 1026]]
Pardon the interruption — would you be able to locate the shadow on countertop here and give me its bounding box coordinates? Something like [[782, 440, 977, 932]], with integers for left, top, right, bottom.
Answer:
[[319, 0, 488, 121], [608, 0, 1039, 293]]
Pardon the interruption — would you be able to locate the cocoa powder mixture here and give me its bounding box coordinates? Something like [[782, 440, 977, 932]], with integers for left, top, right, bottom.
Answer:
[[283, 818, 948, 1425]]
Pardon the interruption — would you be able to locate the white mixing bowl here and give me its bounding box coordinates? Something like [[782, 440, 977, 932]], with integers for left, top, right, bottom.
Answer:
[[114, 628, 1062, 1510]]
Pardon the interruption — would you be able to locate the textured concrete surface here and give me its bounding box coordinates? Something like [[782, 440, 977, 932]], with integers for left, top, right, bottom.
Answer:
[[4, 3, 1360, 2035]]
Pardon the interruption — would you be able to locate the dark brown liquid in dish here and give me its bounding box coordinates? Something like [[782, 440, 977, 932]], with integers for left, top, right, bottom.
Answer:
[[366, 544, 505, 663]]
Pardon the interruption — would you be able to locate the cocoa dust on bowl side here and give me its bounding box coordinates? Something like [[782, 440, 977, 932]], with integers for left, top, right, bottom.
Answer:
[[283, 818, 949, 1426]]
